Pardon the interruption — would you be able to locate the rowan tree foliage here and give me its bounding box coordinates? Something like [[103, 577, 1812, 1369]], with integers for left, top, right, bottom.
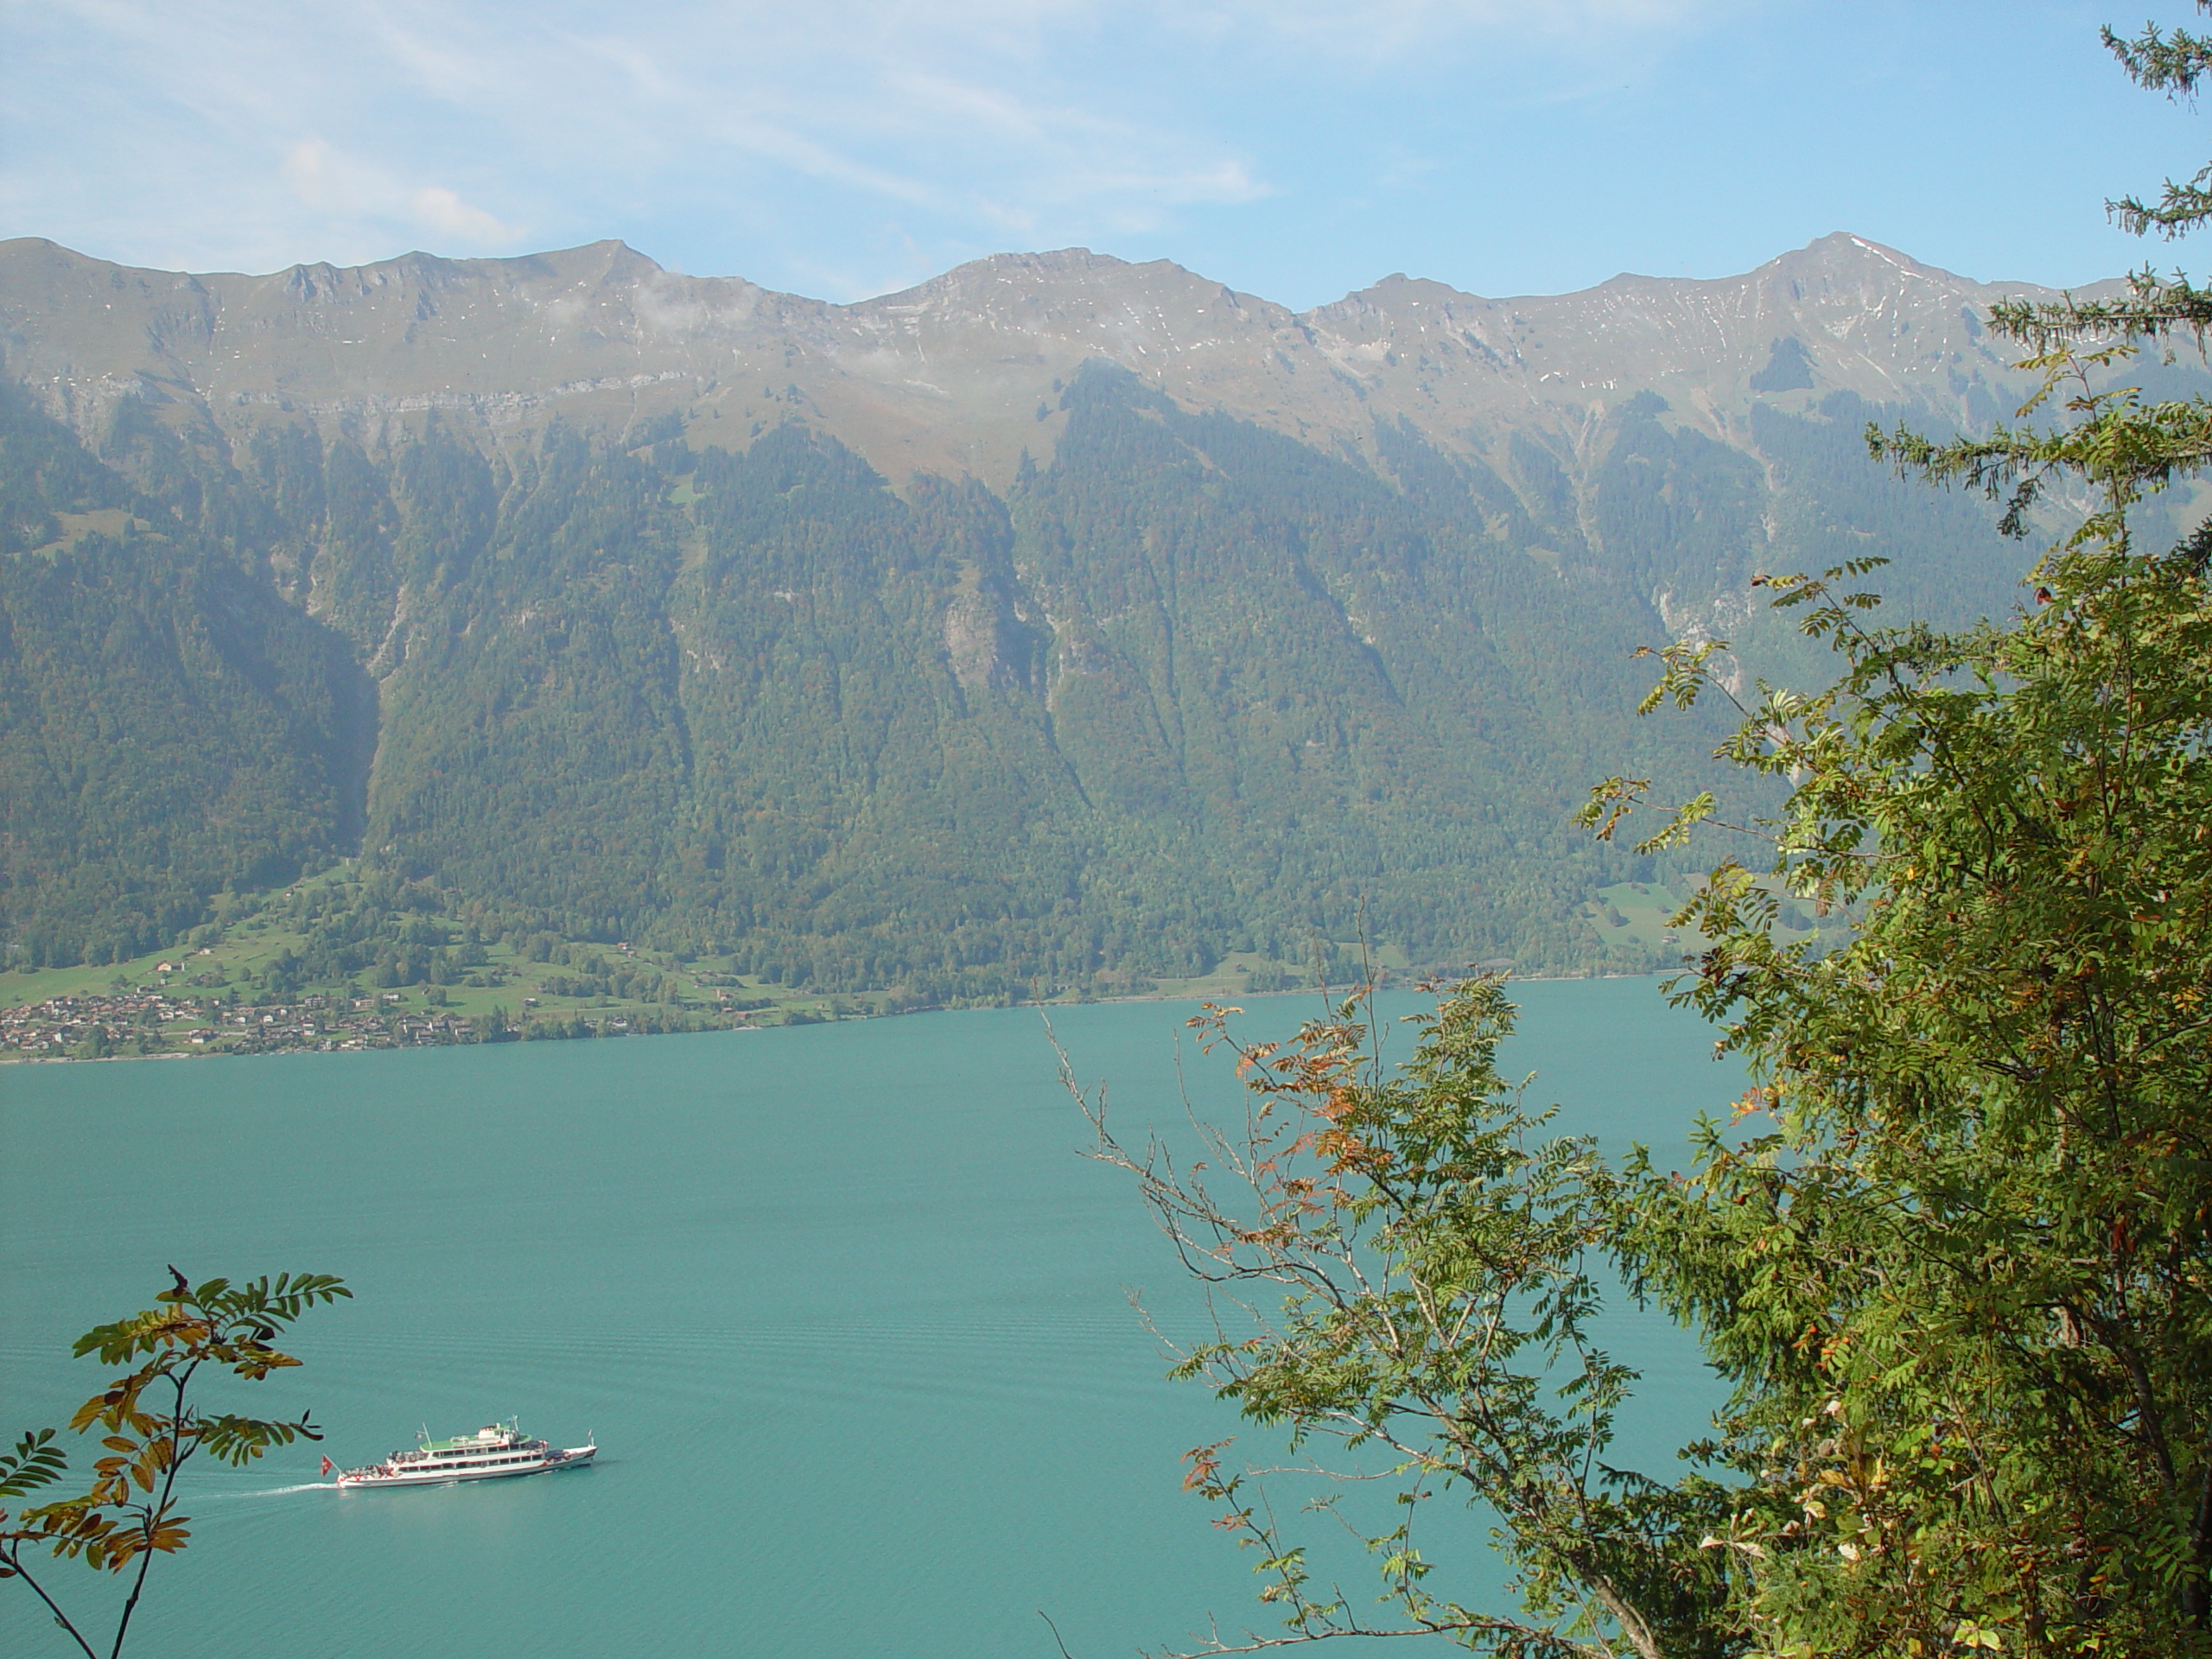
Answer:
[[1078, 981, 1738, 1659], [0, 1272, 350, 1659], [1090, 11, 2212, 1657], [1594, 524, 2212, 1656]]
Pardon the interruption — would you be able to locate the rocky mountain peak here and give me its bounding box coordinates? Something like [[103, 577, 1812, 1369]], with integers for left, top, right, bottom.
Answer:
[[0, 231, 2106, 487]]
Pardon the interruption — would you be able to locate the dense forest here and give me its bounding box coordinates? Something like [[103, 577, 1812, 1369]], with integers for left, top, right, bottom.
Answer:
[[0, 359, 2032, 998]]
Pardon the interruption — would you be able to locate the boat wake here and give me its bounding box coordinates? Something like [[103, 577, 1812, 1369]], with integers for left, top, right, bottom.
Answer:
[[203, 1482, 337, 1499]]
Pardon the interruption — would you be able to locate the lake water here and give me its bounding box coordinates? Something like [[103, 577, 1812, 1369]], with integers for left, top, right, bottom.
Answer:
[[1, 979, 1741, 1659]]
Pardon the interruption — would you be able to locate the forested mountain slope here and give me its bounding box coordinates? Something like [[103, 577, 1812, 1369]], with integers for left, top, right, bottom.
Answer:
[[0, 235, 2095, 989]]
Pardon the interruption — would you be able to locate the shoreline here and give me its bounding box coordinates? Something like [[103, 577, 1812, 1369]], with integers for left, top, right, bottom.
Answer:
[[0, 968, 1668, 1067]]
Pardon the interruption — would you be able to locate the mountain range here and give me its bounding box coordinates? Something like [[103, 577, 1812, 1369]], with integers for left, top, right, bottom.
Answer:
[[2, 230, 2069, 483], [0, 232, 2123, 994]]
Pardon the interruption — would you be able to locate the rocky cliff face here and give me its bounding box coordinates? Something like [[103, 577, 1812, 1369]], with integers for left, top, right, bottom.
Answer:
[[0, 232, 2077, 492]]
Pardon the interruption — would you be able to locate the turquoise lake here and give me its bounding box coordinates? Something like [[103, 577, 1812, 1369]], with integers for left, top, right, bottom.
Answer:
[[1, 979, 1741, 1659]]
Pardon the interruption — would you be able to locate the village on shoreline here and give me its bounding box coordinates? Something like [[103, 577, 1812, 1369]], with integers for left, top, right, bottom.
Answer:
[[0, 976, 748, 1061]]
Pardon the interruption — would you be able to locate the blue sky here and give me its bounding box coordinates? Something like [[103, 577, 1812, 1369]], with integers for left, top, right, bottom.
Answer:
[[3, 0, 2206, 308]]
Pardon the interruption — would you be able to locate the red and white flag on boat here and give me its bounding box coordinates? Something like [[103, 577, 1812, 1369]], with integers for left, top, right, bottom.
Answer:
[[320, 1457, 334, 1477]]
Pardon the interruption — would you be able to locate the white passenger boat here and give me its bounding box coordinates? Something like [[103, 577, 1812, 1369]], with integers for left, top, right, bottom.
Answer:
[[330, 1419, 596, 1490]]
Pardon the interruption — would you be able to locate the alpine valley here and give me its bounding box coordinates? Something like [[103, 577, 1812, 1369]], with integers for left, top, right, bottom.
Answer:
[[0, 232, 2162, 1010]]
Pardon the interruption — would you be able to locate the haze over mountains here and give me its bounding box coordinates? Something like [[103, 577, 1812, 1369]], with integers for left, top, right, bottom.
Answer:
[[0, 234, 2117, 994], [4, 231, 2060, 487]]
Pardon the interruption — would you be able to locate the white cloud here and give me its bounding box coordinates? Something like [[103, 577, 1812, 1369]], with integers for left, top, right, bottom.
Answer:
[[270, 135, 522, 252], [1161, 0, 1732, 64], [280, 139, 337, 209], [411, 187, 520, 242], [0, 0, 1730, 288]]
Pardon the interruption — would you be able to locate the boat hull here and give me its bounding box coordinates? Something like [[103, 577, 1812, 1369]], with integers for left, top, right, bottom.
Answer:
[[334, 1427, 598, 1491], [338, 1458, 551, 1490]]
